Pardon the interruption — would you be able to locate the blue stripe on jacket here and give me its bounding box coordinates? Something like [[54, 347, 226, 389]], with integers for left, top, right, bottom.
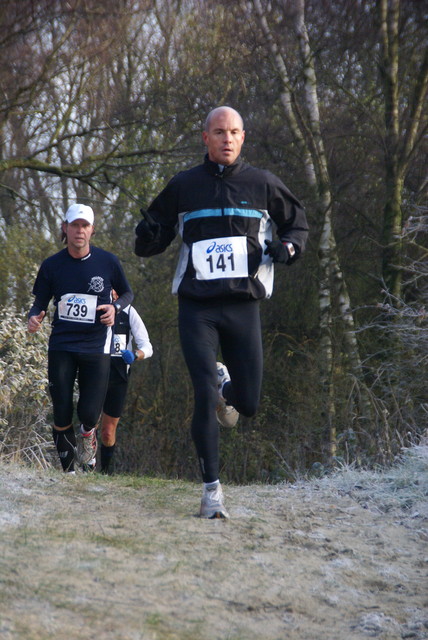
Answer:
[[183, 208, 264, 222]]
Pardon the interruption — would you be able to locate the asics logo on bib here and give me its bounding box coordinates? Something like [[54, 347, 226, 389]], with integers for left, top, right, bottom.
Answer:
[[67, 295, 87, 304], [206, 241, 233, 254]]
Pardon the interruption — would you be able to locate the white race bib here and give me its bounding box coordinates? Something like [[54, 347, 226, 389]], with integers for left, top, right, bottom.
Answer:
[[58, 293, 98, 324], [112, 333, 127, 356], [192, 236, 248, 280]]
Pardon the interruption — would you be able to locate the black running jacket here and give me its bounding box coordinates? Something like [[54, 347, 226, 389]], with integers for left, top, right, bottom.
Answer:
[[135, 155, 309, 301]]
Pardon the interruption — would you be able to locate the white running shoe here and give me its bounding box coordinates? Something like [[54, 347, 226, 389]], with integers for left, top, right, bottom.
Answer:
[[77, 427, 98, 466], [216, 362, 239, 428], [200, 482, 229, 519], [82, 458, 96, 473]]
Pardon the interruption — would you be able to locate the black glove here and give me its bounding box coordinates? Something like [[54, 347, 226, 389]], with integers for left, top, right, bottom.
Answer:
[[136, 209, 160, 243], [264, 240, 290, 263]]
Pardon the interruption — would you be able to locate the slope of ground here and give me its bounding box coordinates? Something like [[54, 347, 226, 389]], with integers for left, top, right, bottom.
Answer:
[[0, 446, 427, 640]]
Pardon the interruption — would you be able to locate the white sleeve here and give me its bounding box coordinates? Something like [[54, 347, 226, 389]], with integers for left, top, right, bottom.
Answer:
[[127, 306, 153, 359]]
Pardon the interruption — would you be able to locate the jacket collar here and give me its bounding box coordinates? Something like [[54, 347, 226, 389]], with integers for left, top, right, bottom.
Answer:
[[203, 153, 243, 176]]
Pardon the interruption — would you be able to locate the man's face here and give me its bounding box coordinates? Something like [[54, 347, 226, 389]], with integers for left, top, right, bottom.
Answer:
[[64, 219, 94, 252], [202, 109, 245, 166]]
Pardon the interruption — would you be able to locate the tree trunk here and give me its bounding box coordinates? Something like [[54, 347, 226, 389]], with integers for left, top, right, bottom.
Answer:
[[252, 0, 377, 460], [378, 0, 428, 301]]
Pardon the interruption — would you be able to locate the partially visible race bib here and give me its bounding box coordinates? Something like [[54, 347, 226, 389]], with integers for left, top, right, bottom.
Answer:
[[112, 333, 127, 356], [192, 236, 248, 280], [58, 293, 98, 324]]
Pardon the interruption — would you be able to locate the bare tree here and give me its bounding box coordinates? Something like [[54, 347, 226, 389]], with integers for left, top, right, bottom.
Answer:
[[378, 0, 428, 299], [251, 0, 374, 458], [0, 0, 198, 226]]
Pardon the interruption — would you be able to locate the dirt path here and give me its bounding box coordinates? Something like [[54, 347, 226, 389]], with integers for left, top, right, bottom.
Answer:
[[0, 447, 427, 640]]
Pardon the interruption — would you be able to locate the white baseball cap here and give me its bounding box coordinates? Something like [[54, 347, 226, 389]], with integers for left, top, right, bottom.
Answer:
[[65, 203, 94, 225]]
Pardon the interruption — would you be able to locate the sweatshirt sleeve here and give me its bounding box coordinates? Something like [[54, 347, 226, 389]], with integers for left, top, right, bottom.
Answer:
[[112, 256, 134, 311], [28, 262, 52, 319], [128, 306, 153, 359]]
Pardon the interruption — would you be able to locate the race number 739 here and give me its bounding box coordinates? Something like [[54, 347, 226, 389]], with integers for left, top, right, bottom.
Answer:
[[192, 236, 249, 280], [58, 293, 98, 323]]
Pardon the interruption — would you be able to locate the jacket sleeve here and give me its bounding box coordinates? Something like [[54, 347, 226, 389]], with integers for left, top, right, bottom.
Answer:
[[267, 173, 309, 259], [135, 178, 178, 257]]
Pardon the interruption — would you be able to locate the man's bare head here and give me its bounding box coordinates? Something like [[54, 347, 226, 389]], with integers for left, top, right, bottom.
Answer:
[[202, 106, 245, 166]]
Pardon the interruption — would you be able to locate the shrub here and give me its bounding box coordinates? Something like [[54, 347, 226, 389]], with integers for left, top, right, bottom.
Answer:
[[0, 303, 53, 467]]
